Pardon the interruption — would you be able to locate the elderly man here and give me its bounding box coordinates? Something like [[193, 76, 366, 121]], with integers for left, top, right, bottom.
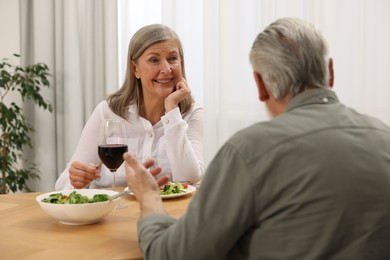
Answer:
[[124, 17, 390, 259]]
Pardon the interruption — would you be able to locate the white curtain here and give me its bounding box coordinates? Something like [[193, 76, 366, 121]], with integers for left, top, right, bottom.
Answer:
[[119, 0, 390, 164], [20, 0, 118, 191]]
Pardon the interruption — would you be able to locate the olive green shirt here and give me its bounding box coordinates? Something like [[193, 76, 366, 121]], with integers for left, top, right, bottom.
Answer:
[[138, 89, 390, 259]]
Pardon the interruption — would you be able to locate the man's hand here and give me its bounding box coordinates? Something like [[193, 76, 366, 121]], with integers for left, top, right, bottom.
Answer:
[[123, 153, 169, 217]]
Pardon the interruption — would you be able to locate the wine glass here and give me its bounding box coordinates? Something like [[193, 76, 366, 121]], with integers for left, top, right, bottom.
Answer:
[[98, 119, 128, 207]]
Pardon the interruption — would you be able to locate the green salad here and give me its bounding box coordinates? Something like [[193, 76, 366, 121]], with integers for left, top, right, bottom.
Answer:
[[160, 182, 188, 195], [41, 191, 110, 204]]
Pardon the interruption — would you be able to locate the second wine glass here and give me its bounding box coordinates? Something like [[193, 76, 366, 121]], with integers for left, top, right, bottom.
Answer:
[[97, 119, 128, 193]]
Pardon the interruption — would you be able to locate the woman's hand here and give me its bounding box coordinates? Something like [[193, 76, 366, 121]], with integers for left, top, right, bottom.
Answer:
[[164, 77, 191, 112], [69, 161, 101, 189]]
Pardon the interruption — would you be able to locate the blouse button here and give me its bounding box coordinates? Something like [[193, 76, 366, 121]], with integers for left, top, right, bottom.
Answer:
[[147, 132, 153, 138], [164, 119, 170, 124], [322, 97, 328, 103]]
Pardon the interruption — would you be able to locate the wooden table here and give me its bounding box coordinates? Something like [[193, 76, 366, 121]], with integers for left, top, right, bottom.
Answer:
[[0, 189, 194, 260]]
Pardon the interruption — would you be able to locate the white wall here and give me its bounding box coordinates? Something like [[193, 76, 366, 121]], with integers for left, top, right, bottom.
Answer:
[[0, 0, 20, 60]]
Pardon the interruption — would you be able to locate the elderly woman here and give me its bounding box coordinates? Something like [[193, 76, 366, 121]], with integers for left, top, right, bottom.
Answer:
[[55, 24, 204, 190]]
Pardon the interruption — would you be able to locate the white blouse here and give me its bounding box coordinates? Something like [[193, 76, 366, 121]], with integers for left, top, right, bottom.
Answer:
[[55, 100, 204, 190]]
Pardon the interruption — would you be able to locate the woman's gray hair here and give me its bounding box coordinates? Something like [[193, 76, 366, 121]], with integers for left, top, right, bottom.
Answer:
[[107, 24, 193, 118], [249, 17, 330, 101]]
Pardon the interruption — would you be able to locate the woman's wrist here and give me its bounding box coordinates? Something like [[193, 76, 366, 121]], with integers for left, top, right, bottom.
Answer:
[[164, 102, 178, 113]]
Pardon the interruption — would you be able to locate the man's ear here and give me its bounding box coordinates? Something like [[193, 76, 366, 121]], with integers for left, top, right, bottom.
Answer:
[[253, 71, 269, 101], [328, 58, 334, 88]]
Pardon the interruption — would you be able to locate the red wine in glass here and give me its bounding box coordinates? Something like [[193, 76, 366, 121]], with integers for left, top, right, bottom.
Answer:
[[98, 119, 128, 208], [98, 119, 128, 193], [98, 144, 128, 172]]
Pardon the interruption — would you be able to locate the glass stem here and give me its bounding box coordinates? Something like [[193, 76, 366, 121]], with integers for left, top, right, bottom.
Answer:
[[111, 171, 116, 191]]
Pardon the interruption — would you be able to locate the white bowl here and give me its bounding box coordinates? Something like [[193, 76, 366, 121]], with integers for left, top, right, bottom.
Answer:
[[36, 189, 120, 225]]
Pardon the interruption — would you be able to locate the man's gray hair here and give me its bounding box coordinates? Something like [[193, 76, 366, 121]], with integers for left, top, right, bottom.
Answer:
[[249, 17, 330, 101]]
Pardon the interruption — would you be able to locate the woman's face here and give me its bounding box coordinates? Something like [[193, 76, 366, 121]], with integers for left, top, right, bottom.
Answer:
[[132, 39, 182, 100]]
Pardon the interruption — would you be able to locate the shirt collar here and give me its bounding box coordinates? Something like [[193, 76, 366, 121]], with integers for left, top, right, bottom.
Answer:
[[286, 88, 339, 112], [128, 104, 138, 114]]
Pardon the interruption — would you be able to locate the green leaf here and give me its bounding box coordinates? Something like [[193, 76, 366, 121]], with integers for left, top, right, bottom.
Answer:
[[0, 54, 52, 193]]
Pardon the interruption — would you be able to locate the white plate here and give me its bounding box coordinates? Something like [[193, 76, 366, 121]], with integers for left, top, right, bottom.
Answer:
[[128, 185, 196, 200]]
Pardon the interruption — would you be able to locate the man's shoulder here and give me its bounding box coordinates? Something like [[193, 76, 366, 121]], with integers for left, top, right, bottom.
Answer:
[[226, 120, 286, 157]]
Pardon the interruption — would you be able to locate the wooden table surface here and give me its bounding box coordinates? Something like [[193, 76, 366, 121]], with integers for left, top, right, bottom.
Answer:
[[0, 189, 194, 260]]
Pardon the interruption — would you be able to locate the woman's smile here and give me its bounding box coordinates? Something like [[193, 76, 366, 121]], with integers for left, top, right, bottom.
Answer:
[[132, 39, 182, 100]]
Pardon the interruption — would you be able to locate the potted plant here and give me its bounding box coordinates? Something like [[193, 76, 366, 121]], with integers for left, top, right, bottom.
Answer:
[[0, 54, 52, 194]]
